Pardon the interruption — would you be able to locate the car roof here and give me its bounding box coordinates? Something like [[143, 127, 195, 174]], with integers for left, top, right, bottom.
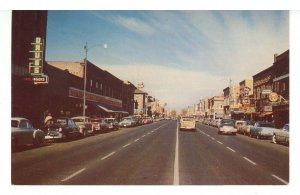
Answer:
[[11, 117, 28, 121], [72, 116, 90, 119]]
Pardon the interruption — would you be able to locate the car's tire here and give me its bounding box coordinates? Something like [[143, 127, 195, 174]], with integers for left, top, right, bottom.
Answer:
[[34, 136, 43, 147], [272, 134, 277, 144], [83, 130, 88, 137]]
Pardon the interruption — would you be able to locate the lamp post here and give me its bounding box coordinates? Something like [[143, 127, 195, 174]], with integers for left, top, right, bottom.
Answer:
[[82, 42, 107, 117]]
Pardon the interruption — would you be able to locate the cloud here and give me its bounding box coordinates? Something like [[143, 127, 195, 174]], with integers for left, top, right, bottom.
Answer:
[[113, 15, 155, 35], [101, 64, 227, 111]]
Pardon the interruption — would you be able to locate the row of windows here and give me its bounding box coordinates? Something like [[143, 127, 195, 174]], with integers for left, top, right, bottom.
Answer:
[[254, 81, 288, 100]]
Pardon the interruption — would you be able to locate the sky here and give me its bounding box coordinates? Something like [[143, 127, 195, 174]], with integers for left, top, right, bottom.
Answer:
[[45, 10, 289, 111]]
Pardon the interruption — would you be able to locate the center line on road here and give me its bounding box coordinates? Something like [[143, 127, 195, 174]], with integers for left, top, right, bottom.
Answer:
[[122, 143, 131, 148], [271, 174, 289, 185], [61, 168, 86, 182], [101, 151, 116, 160], [217, 141, 223, 144], [141, 135, 146, 138], [243, 157, 256, 165], [226, 147, 236, 152], [173, 122, 179, 185], [211, 137, 215, 140], [134, 138, 140, 142]]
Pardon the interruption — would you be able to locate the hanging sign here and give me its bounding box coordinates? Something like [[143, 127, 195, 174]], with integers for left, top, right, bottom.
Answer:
[[25, 37, 49, 84]]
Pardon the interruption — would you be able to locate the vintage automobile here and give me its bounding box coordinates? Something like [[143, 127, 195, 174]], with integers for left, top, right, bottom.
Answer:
[[235, 120, 246, 133], [104, 118, 120, 130], [238, 120, 255, 135], [218, 119, 237, 135], [119, 117, 138, 128], [11, 117, 45, 151], [272, 123, 289, 144], [90, 117, 102, 133], [179, 116, 196, 131], [72, 116, 93, 137], [45, 117, 81, 141], [249, 121, 279, 139]]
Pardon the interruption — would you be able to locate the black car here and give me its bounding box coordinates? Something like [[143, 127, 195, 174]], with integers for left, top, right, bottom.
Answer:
[[45, 117, 81, 141]]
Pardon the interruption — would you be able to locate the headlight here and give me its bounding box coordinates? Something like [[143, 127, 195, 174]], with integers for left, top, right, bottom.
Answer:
[[59, 127, 63, 132]]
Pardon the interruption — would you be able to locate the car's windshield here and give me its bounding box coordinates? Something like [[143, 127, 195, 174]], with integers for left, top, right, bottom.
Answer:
[[182, 117, 194, 121], [54, 119, 67, 125], [11, 120, 19, 127], [73, 119, 84, 122], [260, 122, 275, 128], [221, 120, 234, 126]]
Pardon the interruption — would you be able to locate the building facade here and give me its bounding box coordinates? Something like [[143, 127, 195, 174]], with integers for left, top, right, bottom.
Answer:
[[272, 50, 289, 128], [253, 66, 274, 122], [11, 10, 48, 127]]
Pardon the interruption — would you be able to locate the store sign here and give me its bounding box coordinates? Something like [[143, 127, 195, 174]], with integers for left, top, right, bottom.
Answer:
[[253, 75, 271, 87], [269, 92, 279, 102], [264, 106, 273, 112], [26, 37, 49, 84], [262, 89, 272, 95]]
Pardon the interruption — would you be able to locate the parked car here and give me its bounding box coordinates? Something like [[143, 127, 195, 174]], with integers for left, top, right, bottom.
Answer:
[[218, 119, 237, 135], [179, 116, 196, 131], [45, 117, 81, 141], [99, 118, 110, 131], [272, 123, 289, 144], [11, 117, 45, 151], [72, 116, 93, 137], [104, 118, 119, 130], [249, 121, 279, 139], [238, 120, 255, 135], [235, 120, 246, 133], [91, 117, 102, 133], [119, 117, 138, 128]]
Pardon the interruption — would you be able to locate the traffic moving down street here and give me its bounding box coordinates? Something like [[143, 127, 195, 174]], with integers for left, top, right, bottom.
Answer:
[[12, 119, 289, 185]]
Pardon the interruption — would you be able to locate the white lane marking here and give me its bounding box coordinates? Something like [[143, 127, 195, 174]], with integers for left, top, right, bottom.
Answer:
[[211, 137, 215, 140], [243, 157, 257, 165], [206, 134, 210, 137], [141, 135, 146, 137], [147, 132, 151, 135], [271, 174, 289, 185], [217, 141, 223, 145], [173, 121, 179, 185], [122, 143, 131, 148], [226, 147, 236, 153], [151, 130, 155, 133], [134, 138, 140, 142], [101, 151, 116, 160], [61, 168, 86, 182]]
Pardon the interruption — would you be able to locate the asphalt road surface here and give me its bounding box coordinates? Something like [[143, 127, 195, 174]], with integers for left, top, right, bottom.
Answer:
[[11, 120, 289, 185]]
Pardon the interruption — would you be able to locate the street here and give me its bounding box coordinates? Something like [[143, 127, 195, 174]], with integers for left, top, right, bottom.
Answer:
[[11, 120, 289, 185]]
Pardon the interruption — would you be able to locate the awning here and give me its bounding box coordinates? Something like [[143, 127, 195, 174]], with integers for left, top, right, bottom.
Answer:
[[97, 105, 114, 113], [259, 112, 273, 117], [96, 104, 129, 114]]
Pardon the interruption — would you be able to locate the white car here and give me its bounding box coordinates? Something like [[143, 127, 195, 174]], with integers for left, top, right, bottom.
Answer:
[[218, 119, 237, 135], [11, 117, 45, 151], [272, 124, 289, 144], [179, 116, 196, 131], [72, 116, 93, 137]]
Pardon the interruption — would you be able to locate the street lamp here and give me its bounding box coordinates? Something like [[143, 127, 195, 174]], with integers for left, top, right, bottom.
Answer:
[[83, 42, 107, 116]]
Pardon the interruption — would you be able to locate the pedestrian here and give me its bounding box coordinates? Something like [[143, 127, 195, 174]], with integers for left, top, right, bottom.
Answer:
[[44, 113, 53, 132]]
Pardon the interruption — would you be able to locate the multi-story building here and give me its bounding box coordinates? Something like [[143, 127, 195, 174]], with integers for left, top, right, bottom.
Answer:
[[134, 88, 148, 115], [239, 79, 255, 120], [208, 96, 224, 119], [253, 65, 274, 121], [272, 50, 289, 128], [47, 60, 135, 119], [12, 10, 48, 127]]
